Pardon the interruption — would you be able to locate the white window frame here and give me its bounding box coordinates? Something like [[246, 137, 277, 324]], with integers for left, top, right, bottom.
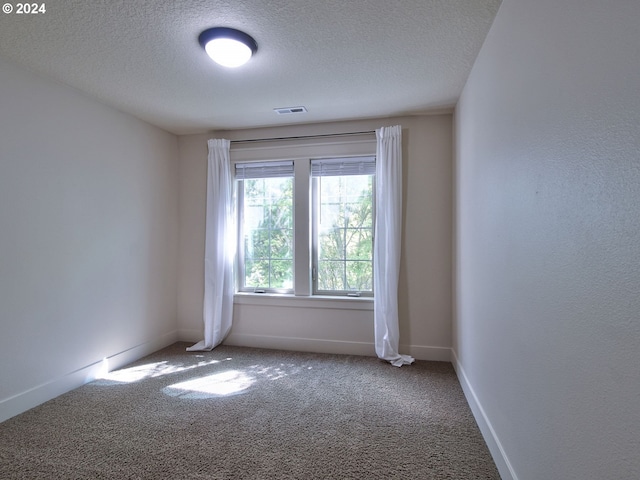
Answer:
[[235, 162, 295, 294], [231, 133, 376, 301], [311, 156, 376, 297]]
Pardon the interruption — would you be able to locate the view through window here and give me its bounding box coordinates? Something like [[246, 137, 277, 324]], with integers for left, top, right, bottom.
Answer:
[[236, 156, 375, 296]]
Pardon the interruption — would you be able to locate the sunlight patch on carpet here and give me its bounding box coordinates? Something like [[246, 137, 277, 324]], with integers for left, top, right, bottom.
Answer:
[[163, 370, 254, 398], [97, 359, 223, 384]]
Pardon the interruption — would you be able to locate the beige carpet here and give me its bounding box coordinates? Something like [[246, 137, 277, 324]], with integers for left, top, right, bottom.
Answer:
[[0, 343, 500, 479]]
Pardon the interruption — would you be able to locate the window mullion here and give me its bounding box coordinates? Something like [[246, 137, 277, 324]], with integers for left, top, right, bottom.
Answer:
[[236, 180, 245, 292], [343, 178, 348, 290], [293, 159, 311, 296]]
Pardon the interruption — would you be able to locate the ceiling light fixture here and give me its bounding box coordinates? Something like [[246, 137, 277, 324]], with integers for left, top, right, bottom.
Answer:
[[198, 27, 258, 68]]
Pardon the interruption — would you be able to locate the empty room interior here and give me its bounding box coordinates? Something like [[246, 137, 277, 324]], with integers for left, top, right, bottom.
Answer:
[[0, 1, 638, 479]]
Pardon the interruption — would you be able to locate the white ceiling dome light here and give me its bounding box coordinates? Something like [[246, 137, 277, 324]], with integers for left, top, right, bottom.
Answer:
[[198, 27, 258, 68]]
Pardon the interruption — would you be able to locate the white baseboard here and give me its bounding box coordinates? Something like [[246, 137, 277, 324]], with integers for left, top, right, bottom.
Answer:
[[177, 328, 204, 344], [221, 333, 452, 362], [0, 330, 178, 423], [223, 333, 376, 356], [100, 330, 179, 372], [405, 344, 452, 362], [451, 349, 517, 480]]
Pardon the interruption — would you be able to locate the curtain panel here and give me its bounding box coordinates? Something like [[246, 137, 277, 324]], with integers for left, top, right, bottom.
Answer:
[[374, 125, 414, 366], [187, 139, 236, 352]]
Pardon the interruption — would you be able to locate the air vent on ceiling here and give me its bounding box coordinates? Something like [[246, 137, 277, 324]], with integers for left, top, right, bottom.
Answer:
[[274, 106, 308, 115]]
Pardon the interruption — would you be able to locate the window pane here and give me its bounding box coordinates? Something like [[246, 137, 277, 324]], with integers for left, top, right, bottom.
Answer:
[[316, 174, 374, 293], [319, 227, 344, 261], [346, 260, 373, 291], [271, 229, 293, 258], [269, 205, 293, 229], [345, 228, 373, 260], [241, 177, 293, 291], [245, 259, 270, 288], [269, 260, 293, 289], [246, 228, 270, 259], [317, 260, 346, 291]]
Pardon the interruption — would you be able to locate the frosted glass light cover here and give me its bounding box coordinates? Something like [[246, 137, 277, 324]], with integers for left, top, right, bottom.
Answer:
[[205, 38, 253, 68]]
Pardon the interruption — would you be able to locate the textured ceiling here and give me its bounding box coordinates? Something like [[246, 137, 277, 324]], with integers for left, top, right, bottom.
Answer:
[[0, 0, 501, 135]]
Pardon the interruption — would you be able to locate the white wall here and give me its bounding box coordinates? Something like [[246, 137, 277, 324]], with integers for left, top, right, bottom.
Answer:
[[0, 58, 179, 421], [177, 115, 453, 360], [454, 1, 640, 479]]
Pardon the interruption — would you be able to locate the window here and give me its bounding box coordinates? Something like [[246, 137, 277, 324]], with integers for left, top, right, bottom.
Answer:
[[312, 157, 375, 296], [234, 138, 376, 298], [236, 161, 294, 293]]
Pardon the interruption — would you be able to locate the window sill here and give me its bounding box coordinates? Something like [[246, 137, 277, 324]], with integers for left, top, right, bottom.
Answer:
[[233, 292, 374, 311]]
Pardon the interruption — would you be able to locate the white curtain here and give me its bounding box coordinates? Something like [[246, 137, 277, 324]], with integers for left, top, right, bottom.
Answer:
[[187, 139, 236, 352], [374, 125, 414, 367]]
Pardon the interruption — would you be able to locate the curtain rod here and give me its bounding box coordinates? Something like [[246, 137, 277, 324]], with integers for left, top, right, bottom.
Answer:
[[230, 130, 375, 144]]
